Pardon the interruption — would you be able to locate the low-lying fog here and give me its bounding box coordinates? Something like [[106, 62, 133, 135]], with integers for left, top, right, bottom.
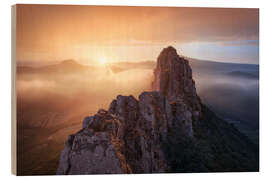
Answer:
[[16, 59, 259, 175], [17, 67, 152, 128]]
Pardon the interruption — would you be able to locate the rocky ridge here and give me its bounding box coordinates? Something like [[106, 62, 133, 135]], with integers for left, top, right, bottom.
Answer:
[[57, 46, 259, 174]]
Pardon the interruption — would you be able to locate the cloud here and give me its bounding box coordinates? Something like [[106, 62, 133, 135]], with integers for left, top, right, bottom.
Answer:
[[17, 5, 259, 47], [16, 5, 259, 64]]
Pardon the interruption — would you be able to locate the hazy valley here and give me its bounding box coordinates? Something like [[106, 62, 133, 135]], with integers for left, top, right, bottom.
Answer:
[[17, 57, 259, 175]]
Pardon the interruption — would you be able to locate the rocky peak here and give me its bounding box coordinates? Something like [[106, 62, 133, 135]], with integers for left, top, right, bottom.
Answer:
[[152, 46, 202, 120], [57, 46, 258, 175]]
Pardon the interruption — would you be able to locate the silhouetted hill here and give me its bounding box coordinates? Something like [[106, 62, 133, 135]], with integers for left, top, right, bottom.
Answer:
[[17, 59, 95, 74]]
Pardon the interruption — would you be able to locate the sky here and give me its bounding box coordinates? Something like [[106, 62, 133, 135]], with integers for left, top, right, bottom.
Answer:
[[16, 5, 259, 65]]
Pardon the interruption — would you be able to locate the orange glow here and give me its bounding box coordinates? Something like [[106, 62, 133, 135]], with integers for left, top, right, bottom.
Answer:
[[16, 5, 259, 66], [98, 57, 108, 66]]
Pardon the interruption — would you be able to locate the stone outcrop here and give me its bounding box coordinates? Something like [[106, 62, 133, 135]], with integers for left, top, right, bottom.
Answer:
[[152, 46, 202, 122], [57, 46, 259, 175]]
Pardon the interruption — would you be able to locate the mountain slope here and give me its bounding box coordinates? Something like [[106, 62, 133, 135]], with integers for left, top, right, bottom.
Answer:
[[17, 59, 95, 74], [57, 46, 259, 174]]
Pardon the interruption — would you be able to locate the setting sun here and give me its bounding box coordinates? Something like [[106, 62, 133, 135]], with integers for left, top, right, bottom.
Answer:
[[99, 57, 107, 65]]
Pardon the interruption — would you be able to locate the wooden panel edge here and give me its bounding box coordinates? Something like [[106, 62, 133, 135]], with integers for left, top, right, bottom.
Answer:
[[11, 4, 17, 176]]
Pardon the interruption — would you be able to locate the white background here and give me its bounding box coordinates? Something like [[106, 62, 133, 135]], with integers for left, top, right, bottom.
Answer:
[[0, 0, 269, 179]]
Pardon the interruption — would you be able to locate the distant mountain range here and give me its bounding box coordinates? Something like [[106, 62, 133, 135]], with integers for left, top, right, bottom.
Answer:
[[17, 58, 259, 80], [17, 59, 94, 74], [17, 57, 259, 143]]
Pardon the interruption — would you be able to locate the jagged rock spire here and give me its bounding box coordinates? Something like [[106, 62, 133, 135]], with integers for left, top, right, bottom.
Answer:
[[57, 46, 258, 175], [152, 46, 201, 119]]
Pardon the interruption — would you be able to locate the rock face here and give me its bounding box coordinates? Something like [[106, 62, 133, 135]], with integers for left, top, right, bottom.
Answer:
[[152, 46, 201, 117], [57, 46, 259, 175]]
